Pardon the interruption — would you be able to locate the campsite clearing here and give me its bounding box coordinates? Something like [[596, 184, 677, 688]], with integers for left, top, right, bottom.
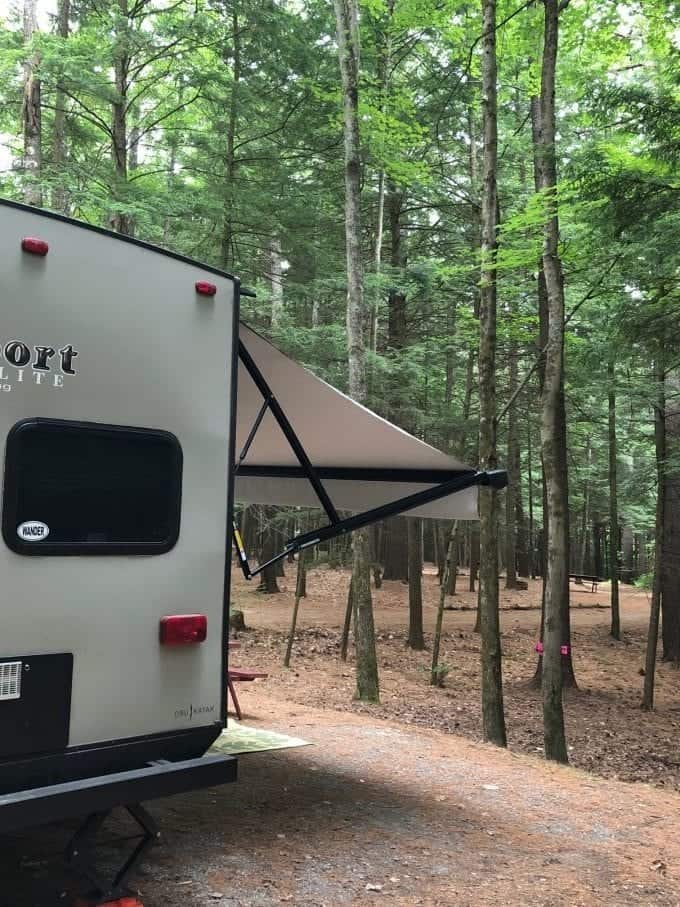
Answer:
[[3, 690, 680, 906], [4, 567, 680, 906]]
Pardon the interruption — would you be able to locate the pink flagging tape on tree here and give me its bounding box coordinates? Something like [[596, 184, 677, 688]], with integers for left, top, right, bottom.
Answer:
[[535, 641, 544, 654]]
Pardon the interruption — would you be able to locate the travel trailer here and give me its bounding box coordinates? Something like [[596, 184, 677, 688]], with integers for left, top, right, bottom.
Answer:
[[0, 198, 505, 901]]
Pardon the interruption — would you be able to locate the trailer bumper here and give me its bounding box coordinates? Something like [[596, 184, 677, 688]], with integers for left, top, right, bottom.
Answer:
[[0, 752, 237, 834]]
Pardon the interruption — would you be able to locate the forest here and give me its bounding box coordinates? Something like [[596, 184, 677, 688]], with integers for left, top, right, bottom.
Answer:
[[0, 0, 678, 766]]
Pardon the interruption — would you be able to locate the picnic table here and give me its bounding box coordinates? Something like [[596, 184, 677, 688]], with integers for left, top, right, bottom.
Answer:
[[227, 641, 268, 720], [569, 574, 600, 593]]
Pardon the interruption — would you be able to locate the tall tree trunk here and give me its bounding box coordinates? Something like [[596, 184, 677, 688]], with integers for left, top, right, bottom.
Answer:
[[478, 0, 506, 747], [110, 0, 131, 235], [444, 302, 459, 449], [125, 109, 140, 236], [128, 117, 140, 172], [608, 357, 621, 639], [387, 185, 407, 353], [431, 522, 457, 685], [579, 438, 591, 574], [284, 550, 308, 668], [593, 515, 603, 579], [269, 237, 284, 329], [334, 0, 379, 702], [621, 526, 634, 583], [407, 519, 425, 650], [535, 0, 570, 763], [382, 517, 408, 581], [662, 371, 680, 662], [221, 0, 241, 269], [340, 576, 354, 662], [505, 313, 519, 589], [642, 357, 666, 709], [382, 178, 409, 584], [257, 506, 280, 594], [469, 527, 480, 593], [51, 0, 70, 213], [371, 168, 386, 353], [369, 0, 394, 353], [527, 412, 535, 578], [22, 0, 42, 207]]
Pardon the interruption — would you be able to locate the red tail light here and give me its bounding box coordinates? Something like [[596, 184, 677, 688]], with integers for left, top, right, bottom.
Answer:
[[21, 237, 49, 256], [195, 281, 217, 297], [160, 614, 207, 645]]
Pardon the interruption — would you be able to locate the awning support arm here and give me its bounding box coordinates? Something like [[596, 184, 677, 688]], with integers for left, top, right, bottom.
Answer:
[[235, 395, 271, 471], [238, 340, 340, 525], [233, 468, 507, 580]]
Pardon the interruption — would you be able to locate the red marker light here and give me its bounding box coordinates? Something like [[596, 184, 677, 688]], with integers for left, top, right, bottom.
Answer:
[[21, 237, 49, 256], [160, 614, 207, 645], [195, 281, 217, 297]]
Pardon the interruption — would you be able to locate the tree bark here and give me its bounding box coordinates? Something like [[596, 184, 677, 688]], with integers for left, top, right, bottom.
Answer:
[[369, 0, 394, 354], [642, 357, 665, 709], [22, 0, 42, 207], [469, 527, 480, 593], [431, 522, 457, 685], [109, 0, 131, 235], [334, 0, 379, 702], [527, 413, 536, 578], [269, 237, 284, 329], [579, 438, 591, 574], [339, 576, 353, 662], [407, 519, 425, 650], [593, 515, 604, 580], [51, 0, 70, 213], [535, 0, 570, 763], [221, 0, 241, 269], [257, 506, 281, 594], [284, 550, 308, 668], [662, 371, 680, 662], [382, 517, 408, 581], [608, 357, 621, 639], [505, 314, 520, 589], [477, 0, 506, 747], [387, 185, 407, 351]]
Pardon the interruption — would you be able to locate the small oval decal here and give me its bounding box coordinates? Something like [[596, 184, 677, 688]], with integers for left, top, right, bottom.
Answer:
[[17, 521, 50, 541]]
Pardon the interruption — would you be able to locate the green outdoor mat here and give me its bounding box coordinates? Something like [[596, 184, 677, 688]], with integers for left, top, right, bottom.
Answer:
[[209, 722, 312, 756]]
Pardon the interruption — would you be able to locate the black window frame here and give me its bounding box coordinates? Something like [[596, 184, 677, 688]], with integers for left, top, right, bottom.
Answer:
[[2, 418, 183, 556]]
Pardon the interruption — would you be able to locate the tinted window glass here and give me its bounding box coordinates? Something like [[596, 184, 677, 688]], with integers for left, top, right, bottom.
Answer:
[[2, 420, 182, 555]]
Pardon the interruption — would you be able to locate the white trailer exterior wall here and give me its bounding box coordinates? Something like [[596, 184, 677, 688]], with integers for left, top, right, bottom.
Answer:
[[0, 201, 237, 756]]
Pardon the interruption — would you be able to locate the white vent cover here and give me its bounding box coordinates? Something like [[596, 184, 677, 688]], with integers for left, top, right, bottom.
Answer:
[[0, 661, 22, 701]]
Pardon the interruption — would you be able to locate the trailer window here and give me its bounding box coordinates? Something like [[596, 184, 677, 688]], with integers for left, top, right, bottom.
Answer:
[[2, 419, 182, 555]]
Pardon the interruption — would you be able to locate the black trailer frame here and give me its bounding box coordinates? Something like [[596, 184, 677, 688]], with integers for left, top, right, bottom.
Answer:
[[1, 753, 236, 901]]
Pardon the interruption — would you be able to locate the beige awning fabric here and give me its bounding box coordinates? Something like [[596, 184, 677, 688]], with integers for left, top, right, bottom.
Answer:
[[234, 324, 480, 521]]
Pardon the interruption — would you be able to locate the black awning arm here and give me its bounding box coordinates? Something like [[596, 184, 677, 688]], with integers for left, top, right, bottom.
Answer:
[[238, 339, 340, 525], [235, 394, 271, 472], [234, 468, 507, 580]]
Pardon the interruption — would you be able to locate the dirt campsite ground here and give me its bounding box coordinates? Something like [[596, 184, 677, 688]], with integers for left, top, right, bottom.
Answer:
[[232, 566, 680, 791], [4, 566, 680, 907]]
